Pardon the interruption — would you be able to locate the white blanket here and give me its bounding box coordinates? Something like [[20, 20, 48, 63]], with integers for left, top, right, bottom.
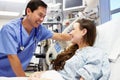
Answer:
[[0, 77, 27, 80], [0, 70, 64, 80]]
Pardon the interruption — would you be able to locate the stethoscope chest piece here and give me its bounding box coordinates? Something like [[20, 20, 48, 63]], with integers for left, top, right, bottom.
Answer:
[[20, 46, 24, 51]]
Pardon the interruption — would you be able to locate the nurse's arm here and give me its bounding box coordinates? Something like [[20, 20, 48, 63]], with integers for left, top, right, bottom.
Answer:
[[51, 33, 71, 41], [8, 54, 26, 77]]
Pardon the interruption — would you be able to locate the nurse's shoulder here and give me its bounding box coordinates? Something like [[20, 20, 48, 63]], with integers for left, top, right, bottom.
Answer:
[[1, 18, 21, 32]]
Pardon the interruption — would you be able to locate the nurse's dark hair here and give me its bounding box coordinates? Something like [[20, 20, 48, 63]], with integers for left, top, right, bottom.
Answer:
[[25, 0, 47, 15], [51, 18, 96, 70]]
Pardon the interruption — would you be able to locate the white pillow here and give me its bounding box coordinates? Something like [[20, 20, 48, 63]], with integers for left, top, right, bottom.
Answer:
[[94, 18, 120, 62]]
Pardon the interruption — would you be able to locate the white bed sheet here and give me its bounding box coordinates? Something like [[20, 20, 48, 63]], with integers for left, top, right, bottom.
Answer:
[[109, 56, 120, 80], [0, 77, 27, 80], [0, 70, 64, 80]]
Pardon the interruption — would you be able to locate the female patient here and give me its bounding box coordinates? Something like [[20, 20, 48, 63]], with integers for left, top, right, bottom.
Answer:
[[28, 19, 110, 80]]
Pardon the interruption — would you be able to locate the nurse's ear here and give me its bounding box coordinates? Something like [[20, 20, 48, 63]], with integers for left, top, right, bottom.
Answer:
[[26, 8, 32, 16], [81, 28, 87, 36]]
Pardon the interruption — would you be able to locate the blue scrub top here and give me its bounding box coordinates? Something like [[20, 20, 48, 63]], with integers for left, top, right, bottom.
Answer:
[[0, 18, 53, 77]]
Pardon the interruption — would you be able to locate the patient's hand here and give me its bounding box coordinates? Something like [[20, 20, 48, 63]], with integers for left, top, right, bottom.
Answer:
[[28, 71, 51, 80], [28, 77, 51, 80], [30, 71, 44, 78]]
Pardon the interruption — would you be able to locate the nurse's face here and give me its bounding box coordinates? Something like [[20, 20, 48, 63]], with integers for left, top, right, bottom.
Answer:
[[27, 6, 47, 28]]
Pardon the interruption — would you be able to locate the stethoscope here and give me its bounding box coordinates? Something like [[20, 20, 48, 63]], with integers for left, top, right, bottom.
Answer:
[[20, 18, 37, 51]]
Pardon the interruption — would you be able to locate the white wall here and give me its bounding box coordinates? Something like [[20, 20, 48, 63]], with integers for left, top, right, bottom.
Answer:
[[0, 19, 11, 28]]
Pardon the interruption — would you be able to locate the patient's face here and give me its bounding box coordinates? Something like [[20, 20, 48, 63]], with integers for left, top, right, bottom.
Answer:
[[69, 22, 83, 44]]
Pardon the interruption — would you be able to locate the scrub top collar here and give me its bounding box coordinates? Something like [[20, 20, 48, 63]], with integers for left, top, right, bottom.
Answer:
[[19, 18, 37, 51]]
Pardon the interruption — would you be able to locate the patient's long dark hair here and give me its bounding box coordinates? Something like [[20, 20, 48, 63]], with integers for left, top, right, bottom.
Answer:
[[51, 18, 96, 70]]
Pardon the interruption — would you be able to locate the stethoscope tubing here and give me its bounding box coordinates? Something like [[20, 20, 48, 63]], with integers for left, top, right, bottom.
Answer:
[[19, 18, 37, 51]]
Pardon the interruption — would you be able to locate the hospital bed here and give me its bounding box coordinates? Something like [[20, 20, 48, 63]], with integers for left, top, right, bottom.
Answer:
[[0, 18, 120, 80], [46, 18, 120, 80]]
